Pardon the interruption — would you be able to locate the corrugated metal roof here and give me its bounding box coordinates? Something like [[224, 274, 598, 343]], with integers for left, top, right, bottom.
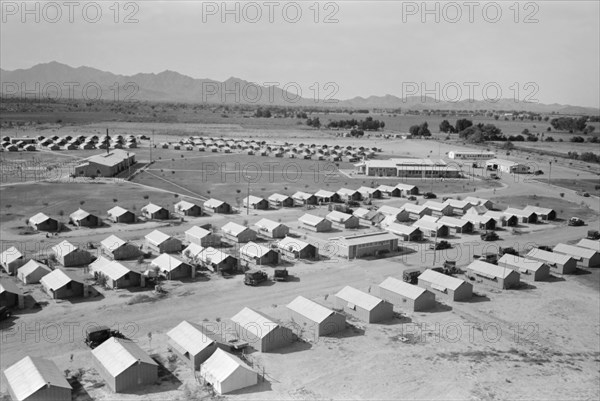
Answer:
[[151, 253, 185, 272], [145, 230, 171, 246], [3, 356, 71, 400], [175, 200, 197, 211], [523, 205, 555, 216], [504, 208, 535, 218], [439, 216, 471, 228], [231, 307, 279, 338], [395, 183, 417, 191], [204, 198, 226, 208], [314, 189, 336, 198], [240, 242, 271, 258], [401, 203, 429, 214], [526, 248, 573, 265], [29, 212, 52, 225], [268, 193, 291, 202], [357, 186, 378, 194], [243, 195, 266, 205], [40, 269, 80, 291], [201, 348, 254, 383], [51, 240, 78, 258], [18, 260, 50, 277], [467, 260, 516, 279], [576, 239, 600, 252], [1, 246, 22, 265], [423, 201, 450, 211], [298, 213, 325, 226], [554, 243, 597, 260], [287, 296, 335, 323], [92, 338, 156, 378], [418, 269, 465, 291], [413, 218, 445, 231], [379, 277, 426, 300], [335, 286, 383, 311], [376, 185, 397, 193], [385, 222, 420, 236], [85, 149, 134, 167], [166, 321, 215, 355], [100, 235, 126, 252], [336, 231, 398, 246], [221, 222, 249, 237], [336, 188, 359, 196]]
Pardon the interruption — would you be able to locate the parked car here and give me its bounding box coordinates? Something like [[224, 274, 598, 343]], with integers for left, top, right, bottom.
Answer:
[[244, 269, 268, 286], [533, 170, 544, 175], [423, 192, 437, 199], [0, 306, 11, 321], [402, 268, 423, 284], [587, 230, 600, 240], [429, 240, 451, 250], [480, 231, 499, 241], [568, 217, 585, 227], [407, 195, 417, 201]]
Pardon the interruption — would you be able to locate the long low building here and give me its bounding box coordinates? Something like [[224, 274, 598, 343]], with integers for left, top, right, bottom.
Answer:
[[298, 214, 332, 232], [75, 149, 136, 177], [417, 269, 472, 302], [485, 158, 530, 174], [167, 320, 218, 370], [326, 211, 360, 229], [526, 248, 577, 274], [286, 296, 346, 340], [465, 260, 521, 289], [497, 254, 550, 281], [333, 232, 398, 259], [384, 222, 423, 242], [377, 277, 435, 312], [577, 239, 600, 252], [3, 356, 72, 401], [276, 237, 318, 260], [553, 243, 600, 268], [333, 286, 394, 323], [230, 307, 295, 352], [356, 158, 461, 178]]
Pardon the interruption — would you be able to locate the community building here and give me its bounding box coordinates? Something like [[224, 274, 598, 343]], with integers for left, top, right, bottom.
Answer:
[[221, 222, 257, 243], [3, 356, 72, 401], [91, 338, 158, 393], [377, 277, 435, 311], [167, 320, 218, 370], [276, 237, 318, 260], [17, 260, 51, 284], [254, 218, 289, 239], [145, 230, 182, 253], [230, 307, 295, 352], [485, 158, 530, 174], [417, 269, 473, 302], [100, 235, 141, 260], [40, 270, 85, 299], [51, 240, 92, 267], [526, 248, 577, 274], [448, 150, 495, 160], [141, 203, 170, 220], [465, 260, 521, 289], [185, 226, 221, 247], [69, 209, 100, 227], [333, 286, 394, 323], [286, 296, 346, 340], [74, 149, 136, 177], [553, 243, 600, 268], [497, 254, 550, 281], [333, 232, 398, 259], [200, 349, 258, 395], [298, 214, 332, 232], [357, 158, 460, 178], [28, 213, 59, 232], [240, 242, 279, 266], [204, 198, 232, 214], [1, 246, 26, 275], [174, 200, 202, 217], [107, 206, 135, 223]]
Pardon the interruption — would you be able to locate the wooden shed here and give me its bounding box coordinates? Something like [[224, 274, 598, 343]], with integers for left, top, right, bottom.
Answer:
[[333, 286, 394, 323], [417, 269, 472, 302], [286, 296, 346, 340], [51, 240, 92, 267], [17, 260, 51, 284], [377, 277, 435, 311], [3, 356, 71, 401], [167, 320, 218, 370], [230, 307, 295, 352]]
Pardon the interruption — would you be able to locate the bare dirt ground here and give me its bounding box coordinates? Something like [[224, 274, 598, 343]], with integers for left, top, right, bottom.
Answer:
[[1, 123, 599, 400]]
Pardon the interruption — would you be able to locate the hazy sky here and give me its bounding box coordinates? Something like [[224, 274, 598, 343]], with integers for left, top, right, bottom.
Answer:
[[1, 1, 599, 107]]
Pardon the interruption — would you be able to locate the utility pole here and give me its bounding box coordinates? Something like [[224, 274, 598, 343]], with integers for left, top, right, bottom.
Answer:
[[246, 176, 250, 216], [548, 161, 552, 185], [150, 130, 153, 163], [106, 128, 110, 154], [432, 228, 438, 266]]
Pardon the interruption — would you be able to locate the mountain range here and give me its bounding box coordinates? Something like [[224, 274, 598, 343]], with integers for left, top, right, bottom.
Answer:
[[1, 62, 597, 114]]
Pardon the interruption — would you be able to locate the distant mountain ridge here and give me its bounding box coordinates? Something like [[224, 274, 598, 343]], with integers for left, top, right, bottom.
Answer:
[[1, 62, 597, 114]]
